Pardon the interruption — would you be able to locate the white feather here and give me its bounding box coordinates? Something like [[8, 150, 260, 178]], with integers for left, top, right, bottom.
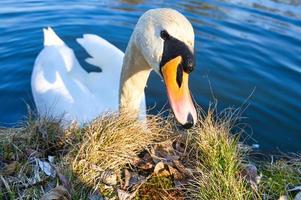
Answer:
[[32, 28, 147, 124]]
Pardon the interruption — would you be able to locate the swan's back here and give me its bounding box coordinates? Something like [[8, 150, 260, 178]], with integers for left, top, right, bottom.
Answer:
[[77, 34, 124, 71], [31, 27, 125, 124]]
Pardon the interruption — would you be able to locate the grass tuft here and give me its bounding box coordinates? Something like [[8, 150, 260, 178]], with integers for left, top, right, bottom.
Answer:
[[70, 112, 164, 187], [188, 110, 252, 200], [259, 156, 301, 199], [0, 108, 300, 199]]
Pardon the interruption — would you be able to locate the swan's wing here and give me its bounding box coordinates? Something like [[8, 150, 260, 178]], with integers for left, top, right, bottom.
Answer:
[[76, 34, 124, 72], [76, 34, 124, 101], [43, 27, 65, 46], [77, 34, 147, 119], [32, 28, 147, 124], [41, 27, 85, 73], [32, 27, 90, 122]]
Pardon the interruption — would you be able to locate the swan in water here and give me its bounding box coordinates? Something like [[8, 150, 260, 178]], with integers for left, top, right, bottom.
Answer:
[[31, 8, 197, 128]]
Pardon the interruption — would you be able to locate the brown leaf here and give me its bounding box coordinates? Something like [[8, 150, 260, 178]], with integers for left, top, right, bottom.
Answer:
[[128, 172, 146, 189], [172, 160, 193, 178], [174, 140, 186, 154], [26, 148, 40, 158], [117, 189, 134, 200], [151, 140, 180, 164], [1, 161, 18, 176], [122, 169, 131, 189], [241, 164, 261, 191], [153, 161, 170, 177], [41, 185, 71, 200], [131, 152, 154, 171], [168, 165, 184, 180], [54, 166, 71, 191]]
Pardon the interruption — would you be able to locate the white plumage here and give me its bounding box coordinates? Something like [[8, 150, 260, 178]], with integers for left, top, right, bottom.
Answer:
[[31, 9, 196, 127], [31, 27, 145, 124]]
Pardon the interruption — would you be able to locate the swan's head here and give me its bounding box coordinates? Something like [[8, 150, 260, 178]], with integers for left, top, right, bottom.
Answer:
[[133, 8, 197, 128]]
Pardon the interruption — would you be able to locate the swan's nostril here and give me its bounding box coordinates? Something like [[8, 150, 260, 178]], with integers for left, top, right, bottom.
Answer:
[[182, 112, 194, 129]]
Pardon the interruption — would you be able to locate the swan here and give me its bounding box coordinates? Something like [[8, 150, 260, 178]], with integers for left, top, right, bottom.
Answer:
[[31, 8, 197, 128]]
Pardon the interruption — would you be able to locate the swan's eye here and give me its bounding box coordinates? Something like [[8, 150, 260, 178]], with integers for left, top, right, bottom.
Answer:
[[160, 30, 170, 40]]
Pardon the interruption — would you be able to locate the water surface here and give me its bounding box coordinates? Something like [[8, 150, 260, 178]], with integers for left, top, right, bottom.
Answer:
[[0, 0, 300, 152]]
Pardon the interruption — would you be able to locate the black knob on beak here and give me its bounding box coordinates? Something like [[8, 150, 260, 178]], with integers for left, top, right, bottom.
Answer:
[[183, 56, 194, 74]]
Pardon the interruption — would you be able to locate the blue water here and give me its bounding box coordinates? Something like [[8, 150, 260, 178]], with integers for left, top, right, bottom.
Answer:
[[0, 0, 300, 152]]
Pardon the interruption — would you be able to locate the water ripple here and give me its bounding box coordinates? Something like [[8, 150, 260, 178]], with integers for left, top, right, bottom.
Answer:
[[0, 0, 300, 152]]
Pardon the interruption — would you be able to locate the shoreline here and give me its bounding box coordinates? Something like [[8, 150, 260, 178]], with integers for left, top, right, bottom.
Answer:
[[0, 110, 300, 199]]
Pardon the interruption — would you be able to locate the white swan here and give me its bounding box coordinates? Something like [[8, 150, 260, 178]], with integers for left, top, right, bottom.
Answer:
[[31, 8, 197, 128]]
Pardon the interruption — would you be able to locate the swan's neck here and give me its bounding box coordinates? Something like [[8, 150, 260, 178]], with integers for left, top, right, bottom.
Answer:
[[119, 40, 152, 116]]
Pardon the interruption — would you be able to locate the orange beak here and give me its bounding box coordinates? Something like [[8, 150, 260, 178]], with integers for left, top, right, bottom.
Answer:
[[161, 56, 197, 128]]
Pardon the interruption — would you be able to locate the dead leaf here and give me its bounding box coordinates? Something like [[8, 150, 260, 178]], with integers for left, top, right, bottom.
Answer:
[[122, 169, 131, 189], [38, 159, 56, 178], [154, 161, 170, 177], [41, 185, 71, 200], [117, 189, 133, 200], [168, 165, 184, 180], [172, 160, 193, 177], [1, 161, 18, 176], [241, 164, 261, 191], [174, 140, 186, 154], [54, 166, 71, 191], [151, 140, 178, 163], [128, 172, 146, 189], [131, 152, 154, 171]]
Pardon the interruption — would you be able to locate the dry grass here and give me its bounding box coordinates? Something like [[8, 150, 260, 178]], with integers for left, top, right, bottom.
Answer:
[[0, 114, 66, 199], [69, 112, 165, 188], [0, 108, 300, 200]]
